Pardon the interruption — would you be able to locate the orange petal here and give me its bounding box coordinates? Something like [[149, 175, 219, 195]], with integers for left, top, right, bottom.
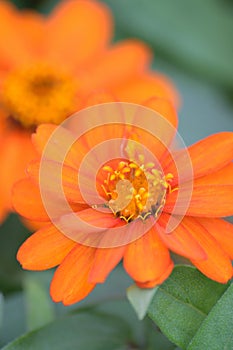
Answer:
[[123, 225, 171, 283], [17, 224, 76, 270], [0, 2, 33, 68], [58, 208, 121, 247], [113, 72, 179, 107], [50, 244, 96, 305], [27, 160, 85, 203], [164, 132, 233, 184], [12, 179, 50, 221], [197, 218, 233, 260], [164, 183, 233, 217], [88, 246, 125, 283], [32, 124, 57, 155], [157, 213, 206, 260], [67, 103, 135, 165], [143, 97, 178, 129], [21, 218, 48, 231], [15, 10, 46, 59], [0, 130, 37, 213], [79, 40, 152, 92], [84, 90, 118, 107], [138, 97, 178, 162], [193, 162, 233, 186], [46, 0, 112, 68], [32, 124, 82, 168], [136, 262, 174, 288], [183, 217, 233, 283]]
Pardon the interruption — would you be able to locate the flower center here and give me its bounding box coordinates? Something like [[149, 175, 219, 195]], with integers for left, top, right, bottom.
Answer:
[[101, 160, 173, 222], [2, 63, 77, 128]]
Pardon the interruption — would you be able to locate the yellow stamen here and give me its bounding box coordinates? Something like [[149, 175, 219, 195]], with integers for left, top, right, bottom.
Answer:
[[103, 166, 113, 172], [2, 62, 77, 128], [99, 159, 175, 222]]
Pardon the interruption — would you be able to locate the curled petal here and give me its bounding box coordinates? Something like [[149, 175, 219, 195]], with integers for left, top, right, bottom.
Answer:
[[124, 225, 172, 283], [183, 217, 233, 283], [50, 244, 96, 305], [197, 217, 233, 260]]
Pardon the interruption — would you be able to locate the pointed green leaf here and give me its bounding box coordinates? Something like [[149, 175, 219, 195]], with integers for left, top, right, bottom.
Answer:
[[187, 283, 233, 350], [147, 266, 229, 349], [127, 284, 157, 320]]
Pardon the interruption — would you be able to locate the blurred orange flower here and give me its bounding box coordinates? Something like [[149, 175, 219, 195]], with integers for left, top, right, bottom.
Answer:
[[13, 99, 233, 305], [0, 0, 178, 221]]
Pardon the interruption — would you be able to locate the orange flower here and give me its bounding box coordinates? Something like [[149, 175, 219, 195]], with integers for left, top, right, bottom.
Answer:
[[0, 0, 178, 221], [13, 100, 233, 305]]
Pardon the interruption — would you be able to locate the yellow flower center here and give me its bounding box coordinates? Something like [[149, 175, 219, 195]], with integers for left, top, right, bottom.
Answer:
[[101, 160, 173, 222], [2, 63, 77, 128]]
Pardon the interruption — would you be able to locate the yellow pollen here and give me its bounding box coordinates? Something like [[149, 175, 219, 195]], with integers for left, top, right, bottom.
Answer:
[[2, 63, 77, 128], [100, 160, 175, 222]]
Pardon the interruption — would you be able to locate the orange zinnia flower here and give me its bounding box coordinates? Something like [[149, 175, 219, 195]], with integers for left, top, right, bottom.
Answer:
[[0, 0, 177, 221], [13, 100, 233, 305]]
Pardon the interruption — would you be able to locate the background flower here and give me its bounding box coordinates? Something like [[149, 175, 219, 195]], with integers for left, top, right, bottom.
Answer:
[[0, 0, 177, 222]]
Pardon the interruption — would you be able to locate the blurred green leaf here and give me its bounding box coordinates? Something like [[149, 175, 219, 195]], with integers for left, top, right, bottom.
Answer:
[[148, 266, 230, 349], [1, 311, 131, 350], [37, 0, 61, 14], [103, 0, 233, 90], [0, 293, 26, 347], [0, 266, 132, 347], [187, 283, 233, 350], [24, 275, 55, 331], [90, 299, 179, 350], [95, 299, 145, 348], [0, 294, 3, 330], [9, 0, 42, 9], [127, 284, 157, 320], [0, 214, 30, 294]]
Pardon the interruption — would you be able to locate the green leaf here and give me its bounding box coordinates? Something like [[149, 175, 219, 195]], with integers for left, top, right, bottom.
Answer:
[[187, 283, 233, 350], [103, 0, 233, 90], [127, 284, 157, 320], [0, 214, 30, 294], [1, 311, 131, 350], [0, 293, 26, 348], [37, 0, 61, 14], [0, 294, 3, 330], [147, 327, 181, 350], [90, 299, 179, 349], [95, 299, 145, 348], [24, 275, 55, 331], [147, 266, 229, 349]]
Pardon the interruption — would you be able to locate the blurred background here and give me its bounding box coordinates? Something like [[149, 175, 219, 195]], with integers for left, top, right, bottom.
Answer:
[[0, 0, 232, 349]]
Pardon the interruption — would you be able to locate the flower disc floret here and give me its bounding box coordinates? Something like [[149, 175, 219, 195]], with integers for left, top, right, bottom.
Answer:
[[101, 160, 174, 222], [2, 63, 76, 128]]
